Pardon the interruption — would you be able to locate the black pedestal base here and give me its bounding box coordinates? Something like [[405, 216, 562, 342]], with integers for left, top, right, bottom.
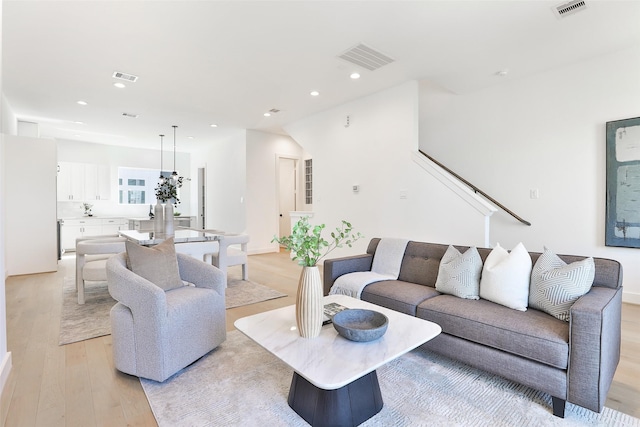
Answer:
[[288, 371, 384, 427]]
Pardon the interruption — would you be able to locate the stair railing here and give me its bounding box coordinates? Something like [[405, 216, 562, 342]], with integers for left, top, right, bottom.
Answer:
[[418, 149, 531, 226]]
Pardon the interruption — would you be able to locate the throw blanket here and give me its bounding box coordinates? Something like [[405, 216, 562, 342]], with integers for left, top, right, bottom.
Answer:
[[329, 238, 409, 298]]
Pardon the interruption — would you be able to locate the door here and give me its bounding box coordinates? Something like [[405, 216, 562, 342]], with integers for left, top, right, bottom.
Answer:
[[198, 168, 205, 229], [278, 158, 297, 239]]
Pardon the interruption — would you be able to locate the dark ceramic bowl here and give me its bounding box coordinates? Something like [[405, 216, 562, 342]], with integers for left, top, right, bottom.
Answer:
[[332, 309, 389, 342]]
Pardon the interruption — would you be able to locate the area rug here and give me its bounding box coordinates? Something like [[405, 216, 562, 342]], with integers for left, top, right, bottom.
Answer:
[[141, 330, 640, 427], [59, 277, 286, 345]]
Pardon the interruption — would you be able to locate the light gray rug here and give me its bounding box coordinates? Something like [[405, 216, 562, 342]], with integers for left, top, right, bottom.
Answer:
[[59, 277, 286, 345], [141, 330, 640, 427]]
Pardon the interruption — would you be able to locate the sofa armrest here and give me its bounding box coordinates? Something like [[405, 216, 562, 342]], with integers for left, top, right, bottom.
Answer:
[[568, 286, 622, 412], [322, 254, 373, 295]]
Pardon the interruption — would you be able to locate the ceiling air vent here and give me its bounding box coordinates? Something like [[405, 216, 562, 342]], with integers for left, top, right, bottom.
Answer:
[[553, 0, 587, 18], [122, 112, 138, 118], [268, 108, 281, 114], [338, 43, 394, 71], [113, 71, 139, 82]]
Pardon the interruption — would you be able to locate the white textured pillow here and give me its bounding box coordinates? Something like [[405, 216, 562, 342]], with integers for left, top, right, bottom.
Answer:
[[479, 242, 532, 311], [529, 248, 595, 322], [435, 246, 482, 300], [125, 237, 184, 291]]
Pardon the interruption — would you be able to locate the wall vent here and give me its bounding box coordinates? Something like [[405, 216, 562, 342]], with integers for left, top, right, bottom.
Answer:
[[553, 0, 587, 18], [338, 43, 394, 71], [122, 112, 138, 118], [113, 71, 139, 82]]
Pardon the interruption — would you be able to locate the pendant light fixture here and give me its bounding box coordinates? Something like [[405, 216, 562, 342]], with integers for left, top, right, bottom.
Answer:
[[158, 134, 165, 183], [171, 125, 179, 183]]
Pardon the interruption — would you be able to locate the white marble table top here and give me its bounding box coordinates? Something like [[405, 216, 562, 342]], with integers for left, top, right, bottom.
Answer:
[[234, 294, 441, 390], [119, 229, 222, 246]]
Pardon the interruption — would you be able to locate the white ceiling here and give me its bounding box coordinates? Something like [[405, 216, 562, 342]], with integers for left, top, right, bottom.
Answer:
[[3, 1, 640, 152]]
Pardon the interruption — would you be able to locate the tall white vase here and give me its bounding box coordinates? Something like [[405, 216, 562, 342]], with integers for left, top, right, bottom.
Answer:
[[296, 266, 323, 338], [154, 201, 165, 237], [164, 203, 175, 237]]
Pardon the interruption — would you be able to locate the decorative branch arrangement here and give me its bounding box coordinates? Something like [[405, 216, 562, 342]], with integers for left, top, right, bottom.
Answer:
[[272, 216, 363, 267]]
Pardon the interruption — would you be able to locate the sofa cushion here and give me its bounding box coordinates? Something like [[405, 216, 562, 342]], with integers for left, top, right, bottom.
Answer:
[[397, 241, 450, 286], [417, 295, 569, 369], [361, 280, 440, 316], [479, 242, 532, 311], [529, 248, 595, 322], [435, 245, 482, 300]]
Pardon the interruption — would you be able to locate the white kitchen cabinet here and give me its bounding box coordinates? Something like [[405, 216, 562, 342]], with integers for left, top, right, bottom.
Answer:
[[60, 218, 129, 251], [84, 163, 111, 200], [57, 162, 111, 202], [57, 162, 85, 201], [102, 218, 129, 235]]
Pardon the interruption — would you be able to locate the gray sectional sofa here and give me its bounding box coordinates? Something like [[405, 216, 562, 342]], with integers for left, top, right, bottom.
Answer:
[[323, 238, 623, 418]]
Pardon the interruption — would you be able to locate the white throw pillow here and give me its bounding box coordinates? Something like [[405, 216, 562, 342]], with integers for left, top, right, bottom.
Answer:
[[529, 247, 595, 322], [435, 245, 482, 300], [479, 242, 532, 311]]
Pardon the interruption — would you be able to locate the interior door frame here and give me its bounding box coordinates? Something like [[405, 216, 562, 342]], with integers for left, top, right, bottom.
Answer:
[[276, 154, 301, 240]]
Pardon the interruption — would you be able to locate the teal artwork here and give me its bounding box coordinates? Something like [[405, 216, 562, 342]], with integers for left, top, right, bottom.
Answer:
[[606, 117, 640, 247]]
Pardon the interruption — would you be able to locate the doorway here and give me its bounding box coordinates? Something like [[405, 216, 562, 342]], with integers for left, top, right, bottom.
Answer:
[[278, 157, 297, 239]]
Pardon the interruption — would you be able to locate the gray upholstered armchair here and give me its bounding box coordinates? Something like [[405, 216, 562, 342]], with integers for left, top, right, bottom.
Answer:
[[106, 252, 226, 382]]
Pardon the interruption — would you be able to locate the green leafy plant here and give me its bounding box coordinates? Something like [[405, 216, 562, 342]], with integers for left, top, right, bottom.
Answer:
[[155, 176, 184, 205], [272, 216, 363, 267]]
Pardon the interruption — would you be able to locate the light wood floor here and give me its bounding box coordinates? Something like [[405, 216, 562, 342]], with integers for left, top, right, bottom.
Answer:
[[1, 251, 638, 426]]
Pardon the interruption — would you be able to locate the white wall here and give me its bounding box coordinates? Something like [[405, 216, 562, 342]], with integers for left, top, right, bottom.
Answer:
[[284, 81, 492, 263], [419, 46, 640, 303], [245, 130, 306, 254], [57, 139, 191, 219], [194, 130, 247, 233], [192, 129, 306, 253], [5, 136, 58, 275], [0, 0, 13, 398]]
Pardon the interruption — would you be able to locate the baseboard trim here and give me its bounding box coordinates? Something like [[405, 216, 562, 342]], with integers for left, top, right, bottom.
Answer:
[[248, 247, 279, 256], [0, 351, 12, 398], [622, 291, 640, 305]]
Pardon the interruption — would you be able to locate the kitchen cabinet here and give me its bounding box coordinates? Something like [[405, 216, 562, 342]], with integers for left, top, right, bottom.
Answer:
[[57, 162, 85, 201], [57, 162, 111, 202], [102, 218, 129, 234], [60, 218, 129, 251], [84, 164, 111, 200]]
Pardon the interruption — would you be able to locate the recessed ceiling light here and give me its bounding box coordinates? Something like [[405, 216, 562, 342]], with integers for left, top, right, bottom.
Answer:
[[210, 124, 218, 128], [496, 69, 509, 77], [187, 136, 195, 139], [350, 72, 361, 79], [73, 121, 84, 125], [264, 112, 271, 117], [77, 100, 88, 105], [114, 82, 126, 88], [74, 134, 81, 137], [310, 90, 320, 96]]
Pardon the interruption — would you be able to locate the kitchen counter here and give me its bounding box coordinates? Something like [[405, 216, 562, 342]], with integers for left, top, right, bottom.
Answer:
[[128, 216, 195, 231]]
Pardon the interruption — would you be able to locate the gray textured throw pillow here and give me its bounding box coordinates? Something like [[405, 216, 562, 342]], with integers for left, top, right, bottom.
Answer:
[[125, 237, 184, 291], [529, 248, 594, 322], [435, 245, 482, 300]]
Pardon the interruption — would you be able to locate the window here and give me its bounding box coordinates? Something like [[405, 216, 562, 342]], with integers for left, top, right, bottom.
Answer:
[[305, 159, 313, 204], [118, 167, 173, 205]]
